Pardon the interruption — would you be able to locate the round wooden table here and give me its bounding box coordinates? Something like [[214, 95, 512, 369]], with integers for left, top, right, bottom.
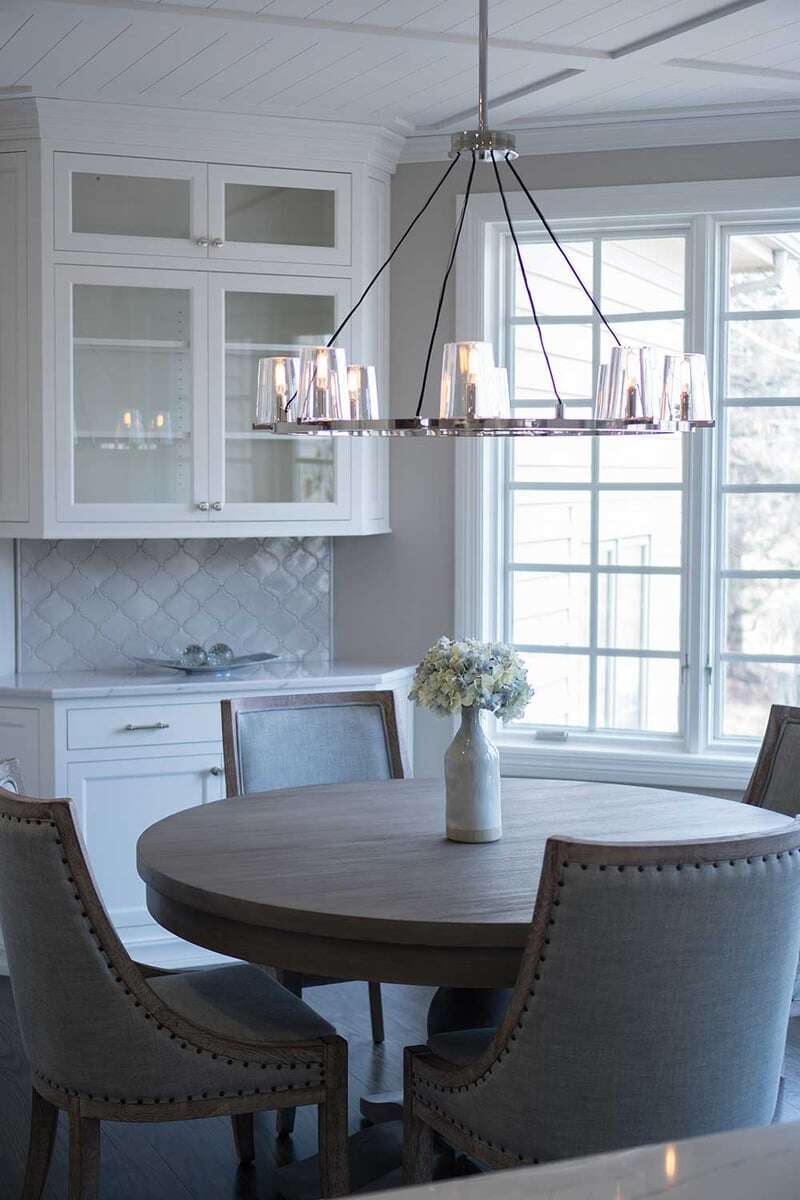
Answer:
[[137, 777, 793, 989]]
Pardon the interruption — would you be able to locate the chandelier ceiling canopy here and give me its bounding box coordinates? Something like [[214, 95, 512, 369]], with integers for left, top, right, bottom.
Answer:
[[254, 0, 713, 440]]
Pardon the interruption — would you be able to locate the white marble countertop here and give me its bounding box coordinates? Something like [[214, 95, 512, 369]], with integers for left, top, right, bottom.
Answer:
[[388, 1121, 800, 1199], [0, 661, 415, 700]]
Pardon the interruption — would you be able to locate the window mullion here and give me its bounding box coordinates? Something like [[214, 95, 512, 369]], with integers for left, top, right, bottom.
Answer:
[[588, 237, 602, 732]]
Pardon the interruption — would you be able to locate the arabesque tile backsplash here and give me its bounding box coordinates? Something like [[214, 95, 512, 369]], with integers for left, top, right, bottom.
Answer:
[[19, 538, 331, 671]]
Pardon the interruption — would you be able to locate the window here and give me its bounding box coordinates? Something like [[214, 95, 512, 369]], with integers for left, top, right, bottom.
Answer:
[[457, 182, 800, 779], [506, 230, 687, 737]]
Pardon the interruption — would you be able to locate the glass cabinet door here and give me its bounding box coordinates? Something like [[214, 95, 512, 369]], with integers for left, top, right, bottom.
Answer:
[[54, 153, 208, 258], [208, 166, 351, 266], [208, 274, 351, 523], [55, 266, 209, 524]]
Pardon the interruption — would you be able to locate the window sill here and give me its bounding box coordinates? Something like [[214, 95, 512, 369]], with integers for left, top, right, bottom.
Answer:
[[497, 737, 756, 793]]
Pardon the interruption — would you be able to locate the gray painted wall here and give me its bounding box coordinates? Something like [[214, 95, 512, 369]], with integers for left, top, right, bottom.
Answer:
[[333, 137, 800, 774]]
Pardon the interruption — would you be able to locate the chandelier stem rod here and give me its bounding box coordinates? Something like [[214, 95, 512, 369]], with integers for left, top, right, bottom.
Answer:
[[504, 153, 621, 347], [491, 150, 563, 416], [478, 0, 489, 134], [415, 151, 477, 419]]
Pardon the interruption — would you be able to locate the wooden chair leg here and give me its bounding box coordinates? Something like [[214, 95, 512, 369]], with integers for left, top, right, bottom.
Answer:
[[22, 1087, 59, 1200], [368, 981, 385, 1045], [318, 1040, 349, 1199], [276, 1104, 297, 1138], [403, 1048, 434, 1185], [231, 1113, 255, 1165], [68, 1107, 100, 1200], [276, 971, 302, 1137]]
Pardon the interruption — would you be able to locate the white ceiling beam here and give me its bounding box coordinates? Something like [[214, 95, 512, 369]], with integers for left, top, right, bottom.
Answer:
[[669, 56, 800, 82], [41, 0, 611, 61], [610, 0, 769, 59]]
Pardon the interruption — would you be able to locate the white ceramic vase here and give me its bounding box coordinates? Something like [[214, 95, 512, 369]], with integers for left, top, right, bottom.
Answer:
[[444, 704, 501, 843]]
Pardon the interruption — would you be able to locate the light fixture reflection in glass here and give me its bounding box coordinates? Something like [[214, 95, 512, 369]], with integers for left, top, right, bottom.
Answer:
[[664, 1144, 677, 1183], [606, 345, 656, 422], [492, 366, 511, 417], [256, 356, 300, 425], [440, 341, 497, 418], [150, 411, 173, 446], [116, 408, 144, 448], [346, 364, 380, 420], [297, 346, 348, 421], [662, 353, 712, 422]]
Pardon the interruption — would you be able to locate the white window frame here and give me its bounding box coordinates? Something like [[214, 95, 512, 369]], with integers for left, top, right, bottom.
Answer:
[[455, 177, 800, 792]]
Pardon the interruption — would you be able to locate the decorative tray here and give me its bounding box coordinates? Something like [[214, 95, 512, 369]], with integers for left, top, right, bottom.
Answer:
[[134, 652, 279, 677]]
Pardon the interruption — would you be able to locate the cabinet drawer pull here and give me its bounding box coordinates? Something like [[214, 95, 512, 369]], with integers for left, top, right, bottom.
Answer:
[[194, 236, 209, 246], [210, 237, 224, 247], [209, 766, 223, 776], [196, 501, 210, 511], [211, 500, 223, 511], [123, 721, 170, 732]]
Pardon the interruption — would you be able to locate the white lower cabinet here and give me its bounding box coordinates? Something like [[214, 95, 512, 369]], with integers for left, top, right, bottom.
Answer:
[[67, 753, 225, 961]]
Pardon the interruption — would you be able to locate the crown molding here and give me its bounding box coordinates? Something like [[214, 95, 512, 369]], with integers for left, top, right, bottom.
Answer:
[[0, 96, 406, 174], [401, 100, 800, 163]]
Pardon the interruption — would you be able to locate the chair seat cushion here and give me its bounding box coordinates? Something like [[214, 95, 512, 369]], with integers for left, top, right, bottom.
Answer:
[[428, 1027, 496, 1066], [149, 964, 335, 1044]]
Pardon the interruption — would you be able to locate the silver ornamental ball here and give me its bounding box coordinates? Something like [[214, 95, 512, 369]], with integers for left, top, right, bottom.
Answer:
[[181, 644, 208, 667], [207, 642, 234, 666]]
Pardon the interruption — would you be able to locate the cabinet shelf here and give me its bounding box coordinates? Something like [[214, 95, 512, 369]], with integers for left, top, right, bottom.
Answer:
[[75, 338, 190, 351]]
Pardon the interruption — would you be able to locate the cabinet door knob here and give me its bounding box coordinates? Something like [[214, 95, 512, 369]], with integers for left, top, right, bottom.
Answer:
[[194, 237, 209, 246], [209, 766, 223, 777], [123, 721, 170, 732], [196, 501, 210, 511], [210, 237, 224, 247], [211, 500, 223, 511]]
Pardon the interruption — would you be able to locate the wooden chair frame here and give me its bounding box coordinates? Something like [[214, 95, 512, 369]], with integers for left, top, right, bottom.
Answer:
[[221, 689, 404, 1057], [0, 787, 349, 1200], [743, 704, 800, 810], [402, 826, 800, 1183]]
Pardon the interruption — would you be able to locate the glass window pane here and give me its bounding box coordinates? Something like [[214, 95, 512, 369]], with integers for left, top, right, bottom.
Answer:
[[72, 285, 192, 505], [727, 319, 800, 398], [722, 661, 800, 737], [728, 233, 800, 312], [598, 573, 681, 651], [225, 437, 334, 504], [598, 492, 682, 567], [514, 323, 592, 403], [599, 432, 682, 484], [517, 652, 589, 727], [726, 405, 800, 484], [601, 238, 685, 314], [725, 493, 800, 570], [724, 578, 800, 656], [515, 240, 593, 316], [513, 490, 591, 564], [512, 571, 589, 646], [596, 656, 680, 733], [72, 173, 191, 239], [513, 436, 591, 483], [225, 183, 335, 247]]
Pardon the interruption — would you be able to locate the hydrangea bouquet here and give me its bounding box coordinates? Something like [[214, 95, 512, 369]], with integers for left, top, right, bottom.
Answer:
[[410, 636, 533, 722]]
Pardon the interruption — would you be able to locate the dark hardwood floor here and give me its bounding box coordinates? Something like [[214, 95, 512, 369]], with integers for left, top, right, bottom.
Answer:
[[1, 974, 799, 1198]]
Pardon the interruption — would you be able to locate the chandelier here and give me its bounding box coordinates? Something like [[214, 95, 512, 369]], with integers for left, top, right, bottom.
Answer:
[[254, 0, 713, 439]]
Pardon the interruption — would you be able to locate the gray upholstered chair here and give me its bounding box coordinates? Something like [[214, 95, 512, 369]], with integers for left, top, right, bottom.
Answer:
[[744, 705, 800, 815], [0, 756, 23, 794], [0, 784, 349, 1200], [222, 690, 404, 1049], [403, 827, 800, 1181]]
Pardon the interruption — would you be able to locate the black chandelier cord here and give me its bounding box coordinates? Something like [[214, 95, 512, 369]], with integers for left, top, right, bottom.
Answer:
[[491, 149, 562, 410], [504, 152, 621, 348], [415, 150, 477, 418], [283, 151, 463, 412]]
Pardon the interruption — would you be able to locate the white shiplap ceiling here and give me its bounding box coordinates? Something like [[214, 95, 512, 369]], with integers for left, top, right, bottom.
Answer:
[[1, 0, 800, 152]]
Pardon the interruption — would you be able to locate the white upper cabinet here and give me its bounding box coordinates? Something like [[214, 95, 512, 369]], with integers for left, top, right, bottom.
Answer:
[[54, 153, 209, 258], [0, 102, 396, 537], [208, 165, 351, 266]]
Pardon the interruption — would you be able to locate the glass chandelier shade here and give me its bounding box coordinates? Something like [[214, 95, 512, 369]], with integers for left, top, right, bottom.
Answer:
[[256, 356, 300, 425], [661, 352, 713, 422], [254, 0, 713, 440]]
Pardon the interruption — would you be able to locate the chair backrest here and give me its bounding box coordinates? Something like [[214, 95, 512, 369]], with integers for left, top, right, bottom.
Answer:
[[221, 690, 404, 797], [0, 757, 23, 794], [744, 705, 800, 815], [468, 827, 800, 1163]]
